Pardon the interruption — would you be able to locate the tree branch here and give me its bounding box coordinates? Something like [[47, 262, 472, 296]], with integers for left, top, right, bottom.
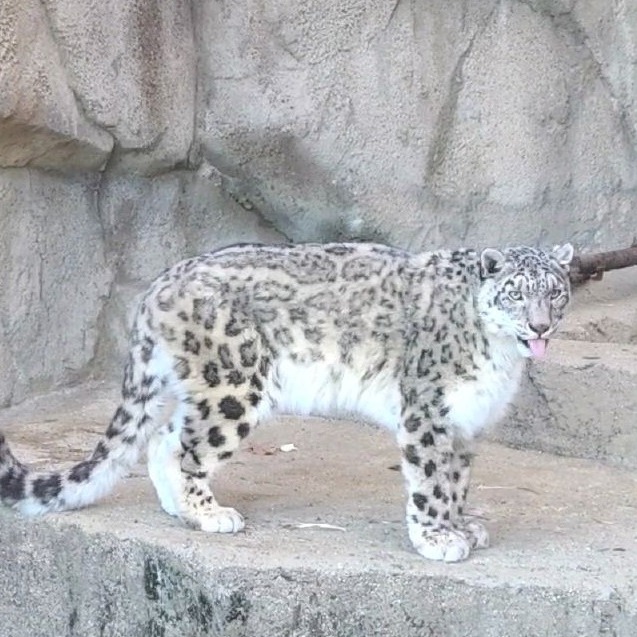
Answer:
[[570, 241, 637, 287]]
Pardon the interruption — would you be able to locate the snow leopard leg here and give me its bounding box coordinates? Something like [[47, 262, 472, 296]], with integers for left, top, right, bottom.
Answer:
[[450, 438, 489, 550], [175, 388, 260, 533], [147, 340, 266, 532], [398, 402, 475, 562], [147, 395, 187, 518], [147, 388, 261, 532]]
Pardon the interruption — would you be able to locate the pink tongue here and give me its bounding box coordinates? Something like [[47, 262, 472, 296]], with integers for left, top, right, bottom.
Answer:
[[528, 339, 547, 358]]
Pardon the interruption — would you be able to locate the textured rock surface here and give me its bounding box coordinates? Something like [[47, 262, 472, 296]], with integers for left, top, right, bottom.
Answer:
[[2, 3, 636, 632], [0, 171, 111, 406], [196, 0, 637, 247], [499, 340, 637, 469], [0, 0, 636, 401], [0, 168, 283, 405], [0, 1, 114, 171], [497, 270, 637, 468], [0, 390, 635, 636]]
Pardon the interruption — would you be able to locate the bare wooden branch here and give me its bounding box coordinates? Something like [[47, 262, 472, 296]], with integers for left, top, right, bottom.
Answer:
[[570, 243, 637, 287]]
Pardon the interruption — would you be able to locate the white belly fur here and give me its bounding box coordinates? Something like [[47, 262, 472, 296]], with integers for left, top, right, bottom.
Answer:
[[262, 358, 402, 431], [261, 347, 524, 440]]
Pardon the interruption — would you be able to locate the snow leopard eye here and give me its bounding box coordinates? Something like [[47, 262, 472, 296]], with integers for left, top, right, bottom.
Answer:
[[508, 290, 523, 301], [549, 288, 562, 300]]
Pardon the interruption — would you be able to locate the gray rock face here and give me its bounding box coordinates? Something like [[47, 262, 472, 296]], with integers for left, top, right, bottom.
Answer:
[[0, 0, 636, 402], [0, 1, 114, 171], [196, 0, 637, 247], [0, 171, 111, 405]]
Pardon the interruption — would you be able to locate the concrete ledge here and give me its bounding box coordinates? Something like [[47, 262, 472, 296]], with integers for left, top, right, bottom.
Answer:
[[0, 385, 636, 636], [500, 340, 637, 469]]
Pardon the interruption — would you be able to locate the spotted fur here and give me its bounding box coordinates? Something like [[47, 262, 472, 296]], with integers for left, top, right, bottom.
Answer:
[[0, 241, 574, 561]]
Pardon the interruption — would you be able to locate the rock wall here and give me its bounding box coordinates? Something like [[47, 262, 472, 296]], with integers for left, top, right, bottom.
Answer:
[[1, 0, 636, 403]]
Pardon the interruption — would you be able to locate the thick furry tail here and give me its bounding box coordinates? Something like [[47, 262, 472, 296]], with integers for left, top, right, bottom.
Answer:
[[0, 398, 161, 515], [0, 306, 180, 516]]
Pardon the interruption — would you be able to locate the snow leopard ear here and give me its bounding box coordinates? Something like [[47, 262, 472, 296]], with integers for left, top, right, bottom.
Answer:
[[551, 243, 574, 266], [480, 248, 505, 278]]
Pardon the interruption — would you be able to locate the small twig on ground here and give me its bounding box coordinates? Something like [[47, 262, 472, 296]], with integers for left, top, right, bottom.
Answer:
[[285, 523, 347, 531], [476, 484, 541, 495]]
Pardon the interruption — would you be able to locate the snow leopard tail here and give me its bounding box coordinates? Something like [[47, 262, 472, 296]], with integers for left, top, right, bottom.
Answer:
[[0, 395, 156, 515], [0, 281, 181, 515]]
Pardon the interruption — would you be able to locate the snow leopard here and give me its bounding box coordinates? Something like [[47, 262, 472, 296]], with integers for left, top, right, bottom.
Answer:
[[0, 241, 574, 562]]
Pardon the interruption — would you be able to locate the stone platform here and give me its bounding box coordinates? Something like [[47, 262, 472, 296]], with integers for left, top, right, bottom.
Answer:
[[0, 382, 635, 637]]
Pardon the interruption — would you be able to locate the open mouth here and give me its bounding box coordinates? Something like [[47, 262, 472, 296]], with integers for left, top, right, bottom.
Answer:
[[518, 338, 548, 359]]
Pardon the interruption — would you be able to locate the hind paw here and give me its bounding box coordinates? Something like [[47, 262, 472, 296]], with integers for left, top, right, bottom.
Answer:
[[463, 519, 489, 549]]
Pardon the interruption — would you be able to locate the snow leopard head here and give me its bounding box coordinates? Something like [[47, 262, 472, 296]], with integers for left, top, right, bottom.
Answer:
[[479, 244, 574, 358]]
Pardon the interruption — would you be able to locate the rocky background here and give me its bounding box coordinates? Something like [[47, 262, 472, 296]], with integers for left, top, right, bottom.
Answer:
[[1, 0, 636, 405]]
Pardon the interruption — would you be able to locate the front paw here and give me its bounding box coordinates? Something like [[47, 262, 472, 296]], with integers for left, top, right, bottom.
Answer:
[[408, 523, 471, 562], [181, 505, 245, 533]]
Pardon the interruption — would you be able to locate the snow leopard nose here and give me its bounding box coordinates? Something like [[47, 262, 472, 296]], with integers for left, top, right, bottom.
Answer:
[[528, 321, 550, 336]]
